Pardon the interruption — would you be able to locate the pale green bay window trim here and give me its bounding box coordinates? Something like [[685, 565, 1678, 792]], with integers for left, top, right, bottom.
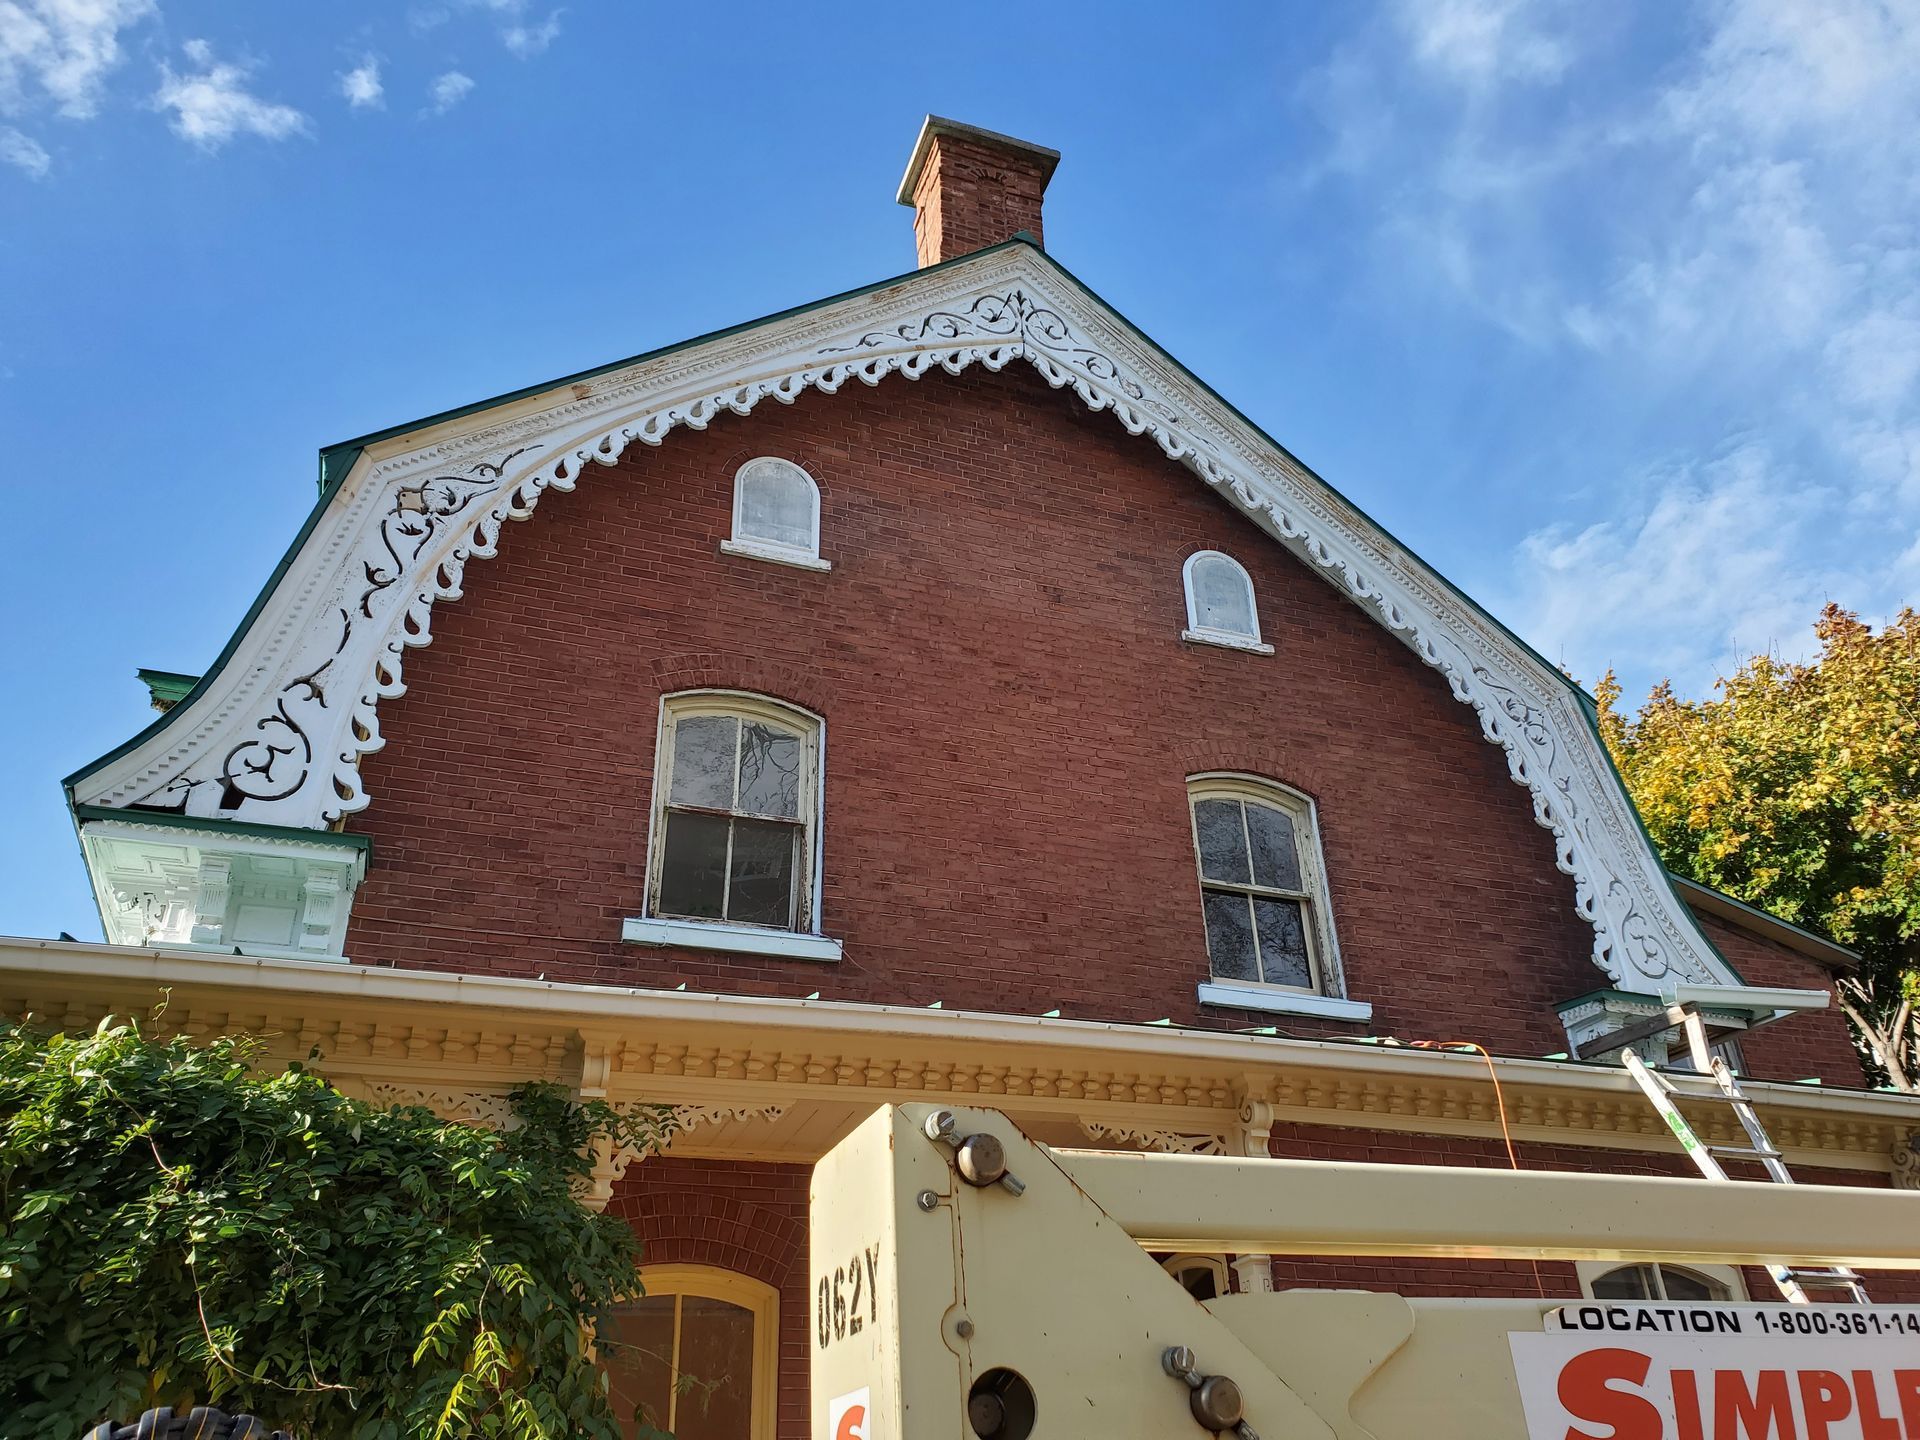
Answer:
[[626, 690, 841, 963], [1188, 774, 1365, 1022]]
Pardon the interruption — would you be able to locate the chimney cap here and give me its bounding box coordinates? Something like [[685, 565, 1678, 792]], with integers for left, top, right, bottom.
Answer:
[[895, 115, 1061, 207]]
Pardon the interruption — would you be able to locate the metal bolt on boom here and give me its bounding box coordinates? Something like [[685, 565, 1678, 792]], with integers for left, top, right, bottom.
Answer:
[[924, 1109, 1027, 1195], [1163, 1346, 1260, 1440]]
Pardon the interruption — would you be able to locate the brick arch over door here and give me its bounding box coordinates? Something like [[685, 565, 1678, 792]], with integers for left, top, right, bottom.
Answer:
[[608, 1157, 815, 1440]]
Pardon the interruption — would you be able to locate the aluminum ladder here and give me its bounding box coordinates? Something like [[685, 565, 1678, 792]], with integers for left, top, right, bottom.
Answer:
[[1618, 1005, 1871, 1305]]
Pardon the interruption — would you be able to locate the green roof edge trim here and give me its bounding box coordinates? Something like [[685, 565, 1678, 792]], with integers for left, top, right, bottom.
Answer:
[[66, 238, 1034, 797], [136, 669, 200, 706], [1667, 872, 1858, 971], [1020, 250, 1744, 989], [72, 803, 373, 857], [63, 231, 1733, 988]]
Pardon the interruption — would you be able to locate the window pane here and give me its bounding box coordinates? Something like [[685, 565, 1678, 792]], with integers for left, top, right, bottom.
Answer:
[[602, 1298, 677, 1439], [1202, 891, 1259, 982], [1194, 799, 1251, 885], [738, 460, 816, 552], [1246, 803, 1303, 891], [671, 714, 737, 809], [658, 811, 730, 919], [1191, 556, 1256, 636], [1590, 1265, 1657, 1301], [727, 820, 797, 928], [1252, 897, 1313, 989], [1658, 1266, 1722, 1302], [737, 721, 802, 819], [672, 1296, 757, 1440]]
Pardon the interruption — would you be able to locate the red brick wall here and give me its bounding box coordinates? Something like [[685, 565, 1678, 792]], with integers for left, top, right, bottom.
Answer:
[[345, 363, 1857, 1079], [1694, 913, 1862, 1085]]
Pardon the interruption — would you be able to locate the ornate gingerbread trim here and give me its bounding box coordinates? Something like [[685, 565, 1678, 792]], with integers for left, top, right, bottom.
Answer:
[[71, 246, 1729, 991]]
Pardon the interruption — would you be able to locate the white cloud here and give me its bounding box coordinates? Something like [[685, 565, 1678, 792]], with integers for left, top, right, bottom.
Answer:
[[0, 0, 155, 118], [426, 69, 472, 115], [1395, 0, 1569, 88], [1510, 444, 1856, 693], [338, 54, 382, 110], [502, 8, 560, 57], [1301, 0, 1920, 698], [152, 39, 308, 151], [0, 122, 48, 175]]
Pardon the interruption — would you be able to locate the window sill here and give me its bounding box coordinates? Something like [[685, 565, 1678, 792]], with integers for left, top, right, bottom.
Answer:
[[1182, 628, 1273, 656], [1197, 980, 1372, 1022], [719, 539, 832, 572], [621, 915, 843, 962]]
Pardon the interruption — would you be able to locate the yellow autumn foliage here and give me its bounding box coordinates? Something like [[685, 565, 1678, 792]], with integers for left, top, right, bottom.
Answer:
[[1597, 605, 1920, 1090]]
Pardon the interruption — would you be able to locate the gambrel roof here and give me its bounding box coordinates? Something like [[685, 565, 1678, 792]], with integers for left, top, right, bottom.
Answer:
[[66, 237, 1747, 996]]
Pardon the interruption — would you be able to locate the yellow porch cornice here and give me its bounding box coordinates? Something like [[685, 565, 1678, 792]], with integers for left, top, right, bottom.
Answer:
[[4, 937, 1916, 1184]]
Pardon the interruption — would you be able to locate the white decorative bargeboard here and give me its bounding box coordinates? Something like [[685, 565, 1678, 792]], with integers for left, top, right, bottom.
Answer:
[[68, 244, 1736, 995]]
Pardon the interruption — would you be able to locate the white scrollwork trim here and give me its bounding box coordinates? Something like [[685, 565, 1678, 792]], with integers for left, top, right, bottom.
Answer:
[[72, 246, 1733, 992], [1078, 1119, 1227, 1156], [360, 1083, 519, 1130]]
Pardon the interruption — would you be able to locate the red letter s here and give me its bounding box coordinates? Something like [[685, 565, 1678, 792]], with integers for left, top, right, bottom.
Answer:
[[1558, 1348, 1662, 1440]]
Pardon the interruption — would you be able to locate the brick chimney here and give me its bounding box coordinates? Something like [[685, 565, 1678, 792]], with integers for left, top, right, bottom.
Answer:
[[897, 116, 1060, 268]]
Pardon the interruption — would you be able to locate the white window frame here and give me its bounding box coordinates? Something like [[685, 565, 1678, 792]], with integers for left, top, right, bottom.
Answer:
[[624, 690, 841, 963], [1188, 774, 1365, 1021], [1161, 1253, 1231, 1300], [1576, 1261, 1746, 1303], [602, 1264, 780, 1440], [720, 456, 831, 572], [1181, 550, 1272, 654]]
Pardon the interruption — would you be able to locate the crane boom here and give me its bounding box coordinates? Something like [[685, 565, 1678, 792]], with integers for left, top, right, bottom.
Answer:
[[809, 1103, 1920, 1440]]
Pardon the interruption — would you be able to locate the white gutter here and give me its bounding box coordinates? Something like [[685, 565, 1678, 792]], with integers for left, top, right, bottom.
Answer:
[[6, 936, 1917, 1124]]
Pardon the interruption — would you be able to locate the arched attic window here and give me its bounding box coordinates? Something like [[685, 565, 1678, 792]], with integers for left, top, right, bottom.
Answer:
[[720, 457, 830, 571], [1181, 551, 1271, 654]]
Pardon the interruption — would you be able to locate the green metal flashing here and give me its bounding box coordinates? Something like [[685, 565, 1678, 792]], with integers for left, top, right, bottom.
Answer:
[[71, 240, 1035, 796], [1669, 872, 1858, 971], [73, 803, 372, 857], [136, 668, 200, 709], [64, 229, 1722, 998], [311, 237, 1037, 497]]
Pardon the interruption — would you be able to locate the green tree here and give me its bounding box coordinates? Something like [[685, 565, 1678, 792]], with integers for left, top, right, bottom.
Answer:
[[0, 1018, 670, 1439], [1597, 604, 1920, 1090]]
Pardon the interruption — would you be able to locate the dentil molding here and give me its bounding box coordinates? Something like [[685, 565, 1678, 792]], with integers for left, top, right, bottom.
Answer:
[[70, 245, 1734, 993]]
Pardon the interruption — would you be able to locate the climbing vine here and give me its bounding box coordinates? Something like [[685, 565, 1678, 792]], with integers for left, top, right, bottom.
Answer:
[[0, 1018, 670, 1438]]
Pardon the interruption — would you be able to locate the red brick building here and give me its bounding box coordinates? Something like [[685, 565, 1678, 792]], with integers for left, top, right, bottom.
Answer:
[[20, 117, 1918, 1439]]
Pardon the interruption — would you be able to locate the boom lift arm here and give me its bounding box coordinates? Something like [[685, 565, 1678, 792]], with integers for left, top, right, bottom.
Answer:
[[809, 1104, 1920, 1440]]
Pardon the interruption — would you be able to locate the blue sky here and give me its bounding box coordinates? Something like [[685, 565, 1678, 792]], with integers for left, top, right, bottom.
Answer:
[[3, 1, 1916, 942]]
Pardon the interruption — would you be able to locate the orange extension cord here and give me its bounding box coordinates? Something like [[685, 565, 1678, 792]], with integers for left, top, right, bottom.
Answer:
[[1404, 1039, 1550, 1299]]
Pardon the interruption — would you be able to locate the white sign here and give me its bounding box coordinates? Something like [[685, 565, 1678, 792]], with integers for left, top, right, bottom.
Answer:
[[827, 1385, 871, 1440], [1510, 1305, 1920, 1440]]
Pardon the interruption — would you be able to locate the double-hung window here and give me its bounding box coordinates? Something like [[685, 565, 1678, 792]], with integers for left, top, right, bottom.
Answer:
[[1188, 775, 1362, 1019], [630, 693, 837, 959]]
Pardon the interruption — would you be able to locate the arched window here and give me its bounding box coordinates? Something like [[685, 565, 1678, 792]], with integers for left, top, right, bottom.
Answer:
[[1188, 776, 1350, 1012], [647, 693, 823, 936], [600, 1265, 779, 1440], [722, 457, 829, 571], [1160, 1253, 1230, 1301], [1182, 551, 1270, 654], [1580, 1263, 1742, 1303]]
